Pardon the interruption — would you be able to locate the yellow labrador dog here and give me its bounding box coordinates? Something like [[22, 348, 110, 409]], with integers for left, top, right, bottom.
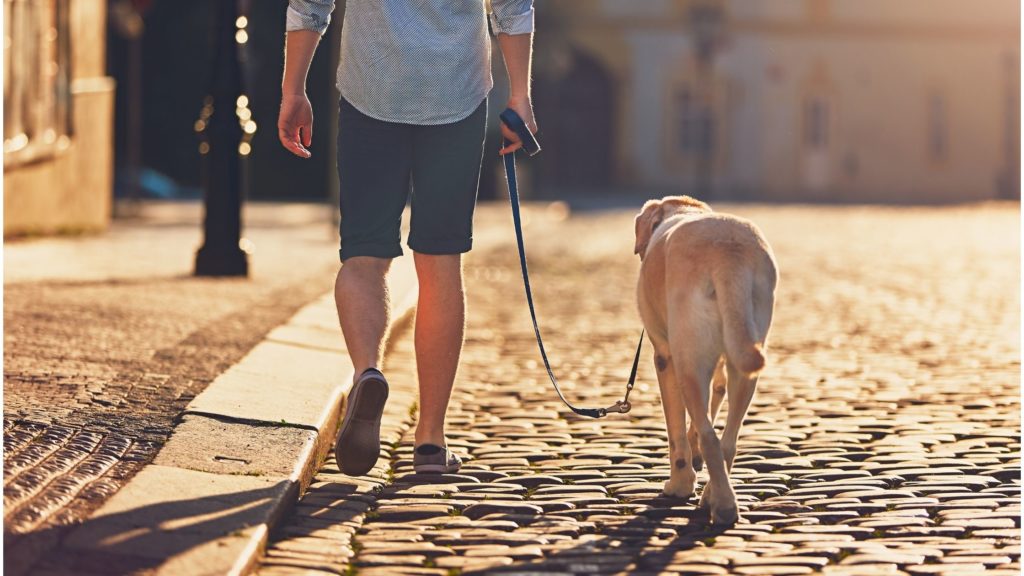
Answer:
[[635, 196, 777, 524]]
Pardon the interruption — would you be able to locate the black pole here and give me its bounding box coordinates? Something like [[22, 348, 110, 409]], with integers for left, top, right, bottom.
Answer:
[[126, 32, 142, 209], [195, 0, 249, 277]]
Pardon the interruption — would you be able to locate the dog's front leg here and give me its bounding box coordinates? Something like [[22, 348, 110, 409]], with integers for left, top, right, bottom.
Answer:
[[654, 348, 697, 498]]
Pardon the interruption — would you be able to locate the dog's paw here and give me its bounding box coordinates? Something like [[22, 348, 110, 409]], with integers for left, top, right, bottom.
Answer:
[[699, 483, 739, 525], [711, 505, 739, 526], [662, 478, 695, 499]]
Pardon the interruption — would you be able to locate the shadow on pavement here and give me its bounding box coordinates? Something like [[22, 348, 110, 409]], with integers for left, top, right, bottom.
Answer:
[[6, 482, 292, 576], [465, 500, 729, 575]]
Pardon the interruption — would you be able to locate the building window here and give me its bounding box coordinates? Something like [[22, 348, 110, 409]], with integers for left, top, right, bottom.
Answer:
[[803, 96, 829, 150], [927, 91, 947, 163], [3, 0, 73, 167], [674, 86, 714, 156]]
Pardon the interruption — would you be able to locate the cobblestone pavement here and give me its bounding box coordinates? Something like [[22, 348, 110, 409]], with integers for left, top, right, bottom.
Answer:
[[3, 202, 347, 572], [258, 203, 1020, 575]]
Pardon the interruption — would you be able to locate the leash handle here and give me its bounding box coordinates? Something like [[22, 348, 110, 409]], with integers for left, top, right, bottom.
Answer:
[[500, 108, 642, 419], [499, 108, 541, 156]]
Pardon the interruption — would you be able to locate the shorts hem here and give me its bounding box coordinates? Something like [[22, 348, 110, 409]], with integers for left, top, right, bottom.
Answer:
[[339, 243, 404, 262], [407, 237, 473, 256]]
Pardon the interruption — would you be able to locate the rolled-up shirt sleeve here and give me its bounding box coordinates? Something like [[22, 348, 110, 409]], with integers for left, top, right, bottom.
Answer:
[[286, 0, 335, 36], [488, 0, 535, 36]]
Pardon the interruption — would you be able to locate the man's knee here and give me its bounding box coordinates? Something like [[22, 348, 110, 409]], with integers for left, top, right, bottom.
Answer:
[[413, 253, 463, 291], [340, 256, 392, 279], [413, 252, 461, 274]]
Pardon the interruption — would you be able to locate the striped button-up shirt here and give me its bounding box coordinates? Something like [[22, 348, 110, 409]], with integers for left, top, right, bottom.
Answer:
[[287, 0, 535, 125]]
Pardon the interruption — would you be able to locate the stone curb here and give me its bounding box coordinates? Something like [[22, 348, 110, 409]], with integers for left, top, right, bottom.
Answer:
[[60, 255, 419, 576]]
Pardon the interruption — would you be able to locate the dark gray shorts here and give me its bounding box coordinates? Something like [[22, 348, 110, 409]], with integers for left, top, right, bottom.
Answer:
[[336, 97, 487, 261]]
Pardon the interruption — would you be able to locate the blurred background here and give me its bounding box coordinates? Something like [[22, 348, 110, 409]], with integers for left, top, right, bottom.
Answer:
[[1, 0, 1020, 236]]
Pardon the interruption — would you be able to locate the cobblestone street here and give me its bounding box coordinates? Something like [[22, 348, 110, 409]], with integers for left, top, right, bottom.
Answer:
[[256, 203, 1021, 575]]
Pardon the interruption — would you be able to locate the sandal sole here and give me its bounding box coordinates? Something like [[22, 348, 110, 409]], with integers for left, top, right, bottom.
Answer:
[[413, 463, 462, 474], [335, 375, 389, 476]]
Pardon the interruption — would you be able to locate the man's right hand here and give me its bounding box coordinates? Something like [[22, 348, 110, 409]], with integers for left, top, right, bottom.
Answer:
[[278, 93, 314, 158], [499, 95, 538, 156]]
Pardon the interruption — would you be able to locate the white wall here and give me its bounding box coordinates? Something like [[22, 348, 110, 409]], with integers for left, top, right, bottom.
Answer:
[[624, 30, 694, 188], [728, 0, 805, 22], [717, 31, 1015, 201], [830, 0, 1019, 28]]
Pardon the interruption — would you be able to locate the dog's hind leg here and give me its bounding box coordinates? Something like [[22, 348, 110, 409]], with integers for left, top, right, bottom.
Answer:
[[720, 273, 773, 473], [721, 360, 757, 472], [669, 325, 737, 525], [689, 356, 727, 472], [654, 346, 697, 499]]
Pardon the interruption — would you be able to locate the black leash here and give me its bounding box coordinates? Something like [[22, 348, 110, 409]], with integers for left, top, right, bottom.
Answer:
[[499, 108, 644, 418]]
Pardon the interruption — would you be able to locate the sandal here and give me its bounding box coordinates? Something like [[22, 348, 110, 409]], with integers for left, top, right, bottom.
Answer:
[[413, 444, 462, 474], [334, 368, 389, 476]]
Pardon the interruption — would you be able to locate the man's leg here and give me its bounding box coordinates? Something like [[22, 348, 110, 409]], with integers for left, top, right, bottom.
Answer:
[[332, 98, 413, 476], [335, 256, 392, 380], [406, 97, 487, 456], [412, 252, 464, 448]]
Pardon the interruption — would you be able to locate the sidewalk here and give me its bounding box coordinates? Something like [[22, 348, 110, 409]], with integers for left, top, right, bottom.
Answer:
[[4, 201, 418, 574]]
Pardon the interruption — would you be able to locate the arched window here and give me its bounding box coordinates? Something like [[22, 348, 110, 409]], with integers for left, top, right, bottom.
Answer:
[[674, 84, 714, 157], [927, 90, 947, 163], [803, 96, 829, 151]]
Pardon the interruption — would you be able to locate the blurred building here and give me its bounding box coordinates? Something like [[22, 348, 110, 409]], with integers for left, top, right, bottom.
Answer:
[[536, 0, 1020, 202], [4, 0, 115, 235]]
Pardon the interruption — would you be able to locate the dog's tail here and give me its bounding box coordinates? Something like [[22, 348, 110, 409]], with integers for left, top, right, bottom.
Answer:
[[712, 263, 765, 376]]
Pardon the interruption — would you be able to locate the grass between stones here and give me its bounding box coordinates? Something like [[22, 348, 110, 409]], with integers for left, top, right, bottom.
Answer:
[[226, 470, 264, 476]]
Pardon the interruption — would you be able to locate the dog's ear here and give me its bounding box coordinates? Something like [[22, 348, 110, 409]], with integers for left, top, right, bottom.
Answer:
[[661, 195, 712, 212], [634, 199, 664, 257], [675, 195, 712, 212]]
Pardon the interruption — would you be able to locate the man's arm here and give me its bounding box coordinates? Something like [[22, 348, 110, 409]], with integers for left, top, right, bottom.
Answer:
[[279, 0, 335, 158], [490, 0, 537, 155]]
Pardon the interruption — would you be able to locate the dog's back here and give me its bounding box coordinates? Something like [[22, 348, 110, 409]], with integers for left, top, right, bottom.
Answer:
[[642, 211, 777, 376]]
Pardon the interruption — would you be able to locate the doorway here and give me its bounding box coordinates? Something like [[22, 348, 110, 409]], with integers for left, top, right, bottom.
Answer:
[[534, 47, 616, 195]]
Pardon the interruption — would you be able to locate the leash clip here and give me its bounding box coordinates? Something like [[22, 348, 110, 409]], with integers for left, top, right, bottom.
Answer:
[[603, 399, 632, 415]]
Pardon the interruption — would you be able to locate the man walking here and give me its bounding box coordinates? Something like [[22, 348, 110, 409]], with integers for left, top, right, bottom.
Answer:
[[279, 0, 537, 476]]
